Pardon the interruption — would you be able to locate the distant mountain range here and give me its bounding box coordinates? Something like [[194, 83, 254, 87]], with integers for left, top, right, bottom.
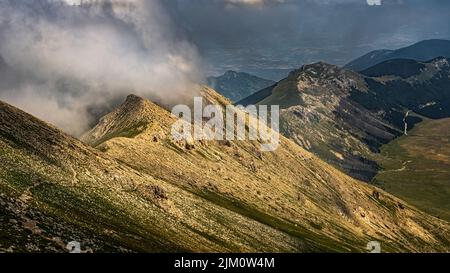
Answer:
[[239, 57, 450, 182], [207, 71, 275, 102], [345, 39, 450, 71]]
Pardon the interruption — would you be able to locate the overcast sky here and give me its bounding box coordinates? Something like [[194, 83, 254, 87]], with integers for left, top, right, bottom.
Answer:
[[160, 0, 450, 75]]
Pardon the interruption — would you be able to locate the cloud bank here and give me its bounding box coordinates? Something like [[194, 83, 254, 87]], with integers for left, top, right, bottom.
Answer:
[[0, 0, 202, 135]]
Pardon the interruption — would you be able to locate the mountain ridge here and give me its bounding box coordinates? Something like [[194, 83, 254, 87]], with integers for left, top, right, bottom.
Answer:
[[0, 98, 311, 252], [238, 57, 450, 182], [80, 87, 450, 252], [1, 86, 449, 252]]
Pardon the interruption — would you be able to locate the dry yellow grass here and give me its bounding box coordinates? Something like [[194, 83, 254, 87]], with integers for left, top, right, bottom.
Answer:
[[81, 87, 450, 252]]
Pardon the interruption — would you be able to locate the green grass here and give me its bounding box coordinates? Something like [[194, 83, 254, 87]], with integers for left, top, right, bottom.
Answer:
[[30, 182, 184, 252], [372, 118, 450, 222], [196, 189, 367, 252]]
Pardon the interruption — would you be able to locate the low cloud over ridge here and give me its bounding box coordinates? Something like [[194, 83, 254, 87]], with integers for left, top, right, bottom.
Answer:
[[0, 0, 202, 136]]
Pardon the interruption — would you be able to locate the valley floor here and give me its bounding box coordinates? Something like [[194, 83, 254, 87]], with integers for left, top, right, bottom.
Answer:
[[373, 118, 450, 222]]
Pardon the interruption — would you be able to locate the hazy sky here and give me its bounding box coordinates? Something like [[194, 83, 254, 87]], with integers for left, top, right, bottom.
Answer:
[[160, 0, 450, 75]]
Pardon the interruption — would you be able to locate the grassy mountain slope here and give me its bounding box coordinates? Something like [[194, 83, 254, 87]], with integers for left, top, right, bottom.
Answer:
[[81, 87, 450, 252], [239, 62, 400, 181], [0, 99, 314, 253], [207, 71, 275, 102], [373, 118, 450, 222]]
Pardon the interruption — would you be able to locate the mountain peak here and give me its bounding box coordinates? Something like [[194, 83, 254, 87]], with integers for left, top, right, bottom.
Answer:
[[117, 94, 160, 119], [224, 70, 239, 76], [125, 93, 144, 103], [289, 61, 358, 85], [120, 94, 148, 111], [286, 62, 343, 78], [222, 70, 253, 80], [302, 61, 340, 72], [81, 94, 172, 146]]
